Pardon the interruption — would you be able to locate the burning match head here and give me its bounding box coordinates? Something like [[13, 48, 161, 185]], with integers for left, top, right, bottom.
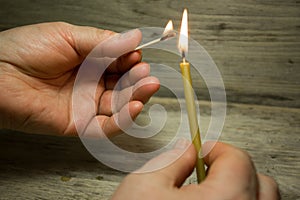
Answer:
[[160, 31, 176, 41], [161, 20, 176, 41], [134, 20, 176, 50]]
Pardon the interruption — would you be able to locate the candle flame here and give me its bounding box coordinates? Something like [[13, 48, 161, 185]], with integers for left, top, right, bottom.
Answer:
[[163, 20, 174, 35], [178, 9, 188, 54]]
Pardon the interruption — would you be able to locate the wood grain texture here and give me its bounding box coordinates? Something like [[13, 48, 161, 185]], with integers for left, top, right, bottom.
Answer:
[[0, 97, 299, 199], [0, 0, 299, 107], [0, 0, 299, 200]]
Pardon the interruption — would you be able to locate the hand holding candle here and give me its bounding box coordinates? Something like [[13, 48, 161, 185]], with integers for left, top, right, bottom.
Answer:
[[178, 9, 206, 183]]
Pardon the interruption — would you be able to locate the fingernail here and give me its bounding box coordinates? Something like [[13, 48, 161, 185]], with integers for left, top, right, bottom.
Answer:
[[120, 29, 138, 39], [174, 138, 190, 150]]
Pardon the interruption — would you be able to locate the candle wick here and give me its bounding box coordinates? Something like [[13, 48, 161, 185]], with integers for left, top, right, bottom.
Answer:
[[182, 51, 186, 63]]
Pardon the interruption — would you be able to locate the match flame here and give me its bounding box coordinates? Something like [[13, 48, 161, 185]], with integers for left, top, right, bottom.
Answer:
[[163, 20, 174, 35], [178, 9, 188, 54]]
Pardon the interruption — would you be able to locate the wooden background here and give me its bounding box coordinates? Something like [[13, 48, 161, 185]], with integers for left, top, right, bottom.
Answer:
[[0, 0, 299, 199]]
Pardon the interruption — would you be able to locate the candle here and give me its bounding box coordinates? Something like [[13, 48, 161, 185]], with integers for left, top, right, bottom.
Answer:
[[178, 9, 206, 183]]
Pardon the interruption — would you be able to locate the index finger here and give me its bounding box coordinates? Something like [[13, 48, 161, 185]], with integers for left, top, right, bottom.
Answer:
[[200, 142, 258, 199], [89, 29, 142, 59], [179, 142, 259, 199]]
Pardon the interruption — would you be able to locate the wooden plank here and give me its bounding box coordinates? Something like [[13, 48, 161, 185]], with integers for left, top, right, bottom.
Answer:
[[0, 97, 299, 199], [0, 0, 299, 107], [0, 1, 299, 198]]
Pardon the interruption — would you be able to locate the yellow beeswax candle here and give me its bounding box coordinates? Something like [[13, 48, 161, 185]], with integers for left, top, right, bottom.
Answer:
[[180, 60, 206, 183]]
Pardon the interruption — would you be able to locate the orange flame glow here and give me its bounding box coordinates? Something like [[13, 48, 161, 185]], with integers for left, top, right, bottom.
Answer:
[[178, 9, 188, 54], [163, 20, 174, 35]]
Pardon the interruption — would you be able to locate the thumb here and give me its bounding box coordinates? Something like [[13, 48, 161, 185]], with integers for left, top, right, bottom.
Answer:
[[68, 23, 116, 57], [69, 24, 142, 59], [89, 29, 142, 58], [136, 138, 197, 187]]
